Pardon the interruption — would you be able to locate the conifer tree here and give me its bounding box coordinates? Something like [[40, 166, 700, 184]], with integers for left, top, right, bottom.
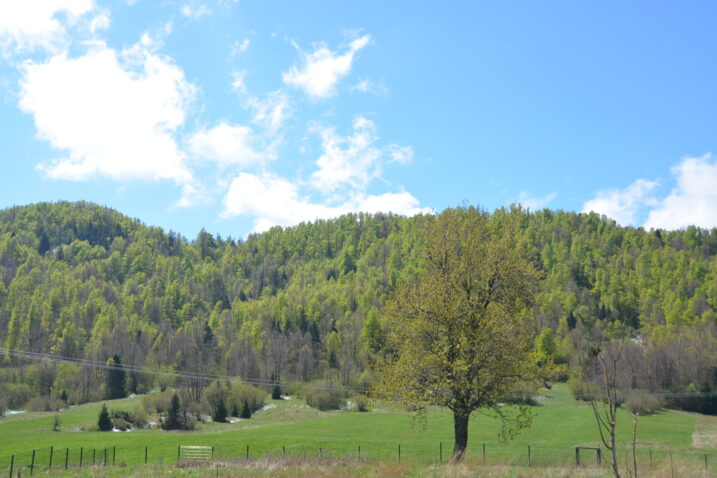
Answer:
[[98, 404, 112, 431]]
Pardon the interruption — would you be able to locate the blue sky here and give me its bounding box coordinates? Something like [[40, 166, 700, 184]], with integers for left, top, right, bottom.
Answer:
[[1, 1, 717, 239]]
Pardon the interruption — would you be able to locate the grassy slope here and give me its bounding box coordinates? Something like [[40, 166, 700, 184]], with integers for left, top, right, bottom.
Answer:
[[0, 384, 709, 471]]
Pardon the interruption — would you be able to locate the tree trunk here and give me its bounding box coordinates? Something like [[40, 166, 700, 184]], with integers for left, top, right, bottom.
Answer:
[[610, 424, 621, 478], [451, 412, 470, 462]]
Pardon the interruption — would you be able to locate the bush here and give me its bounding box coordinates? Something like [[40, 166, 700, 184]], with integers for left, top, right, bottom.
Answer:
[[353, 395, 371, 412], [26, 395, 63, 412], [0, 383, 33, 409], [304, 389, 343, 411], [98, 404, 113, 431], [625, 390, 663, 415], [142, 389, 174, 414]]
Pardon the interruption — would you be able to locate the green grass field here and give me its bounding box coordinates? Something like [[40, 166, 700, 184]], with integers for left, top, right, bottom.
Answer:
[[0, 384, 715, 476]]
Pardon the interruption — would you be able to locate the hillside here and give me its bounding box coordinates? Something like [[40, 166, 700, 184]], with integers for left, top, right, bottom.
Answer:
[[1, 202, 716, 410]]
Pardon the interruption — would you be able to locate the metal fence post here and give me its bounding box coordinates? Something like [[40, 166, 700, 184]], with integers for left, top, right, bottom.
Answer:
[[104, 448, 107, 466], [358, 446, 361, 461], [30, 449, 35, 475], [80, 447, 83, 468], [9, 455, 14, 478], [483, 443, 486, 464], [65, 447, 69, 469], [398, 444, 401, 463], [92, 448, 96, 466], [112, 446, 115, 466], [246, 444, 249, 460], [528, 445, 531, 467], [49, 446, 53, 470], [145, 446, 148, 465], [439, 441, 442, 463]]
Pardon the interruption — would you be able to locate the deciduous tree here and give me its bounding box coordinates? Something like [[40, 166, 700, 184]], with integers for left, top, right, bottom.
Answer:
[[377, 206, 540, 462]]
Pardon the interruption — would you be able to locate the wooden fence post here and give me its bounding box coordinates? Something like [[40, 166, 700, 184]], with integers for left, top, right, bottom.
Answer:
[[358, 446, 361, 461], [104, 448, 107, 466], [79, 447, 83, 468], [177, 446, 180, 461], [113, 446, 116, 466], [398, 444, 401, 463], [65, 448, 69, 469], [145, 446, 148, 465], [92, 448, 96, 466], [30, 449, 35, 475], [9, 455, 14, 478], [246, 444, 249, 460], [483, 443, 486, 464], [575, 448, 580, 466], [49, 446, 53, 470], [440, 441, 442, 463]]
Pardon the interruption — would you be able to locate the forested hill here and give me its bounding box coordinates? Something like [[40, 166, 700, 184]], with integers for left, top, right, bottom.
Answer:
[[1, 201, 716, 406]]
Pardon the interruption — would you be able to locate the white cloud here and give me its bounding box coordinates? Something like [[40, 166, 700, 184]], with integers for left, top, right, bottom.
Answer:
[[222, 172, 430, 233], [582, 179, 658, 226], [187, 121, 271, 167], [387, 144, 414, 164], [518, 192, 557, 211], [181, 3, 212, 19], [351, 78, 388, 96], [19, 41, 196, 183], [89, 10, 110, 34], [230, 38, 250, 57], [282, 34, 371, 98], [0, 0, 96, 54], [644, 154, 717, 230], [231, 70, 246, 93], [245, 90, 290, 135], [310, 116, 382, 193]]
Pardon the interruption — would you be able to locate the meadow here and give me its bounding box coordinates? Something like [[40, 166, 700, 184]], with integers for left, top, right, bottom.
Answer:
[[0, 384, 714, 477]]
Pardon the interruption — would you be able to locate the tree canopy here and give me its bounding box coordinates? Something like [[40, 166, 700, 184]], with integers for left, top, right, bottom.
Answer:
[[377, 206, 541, 461]]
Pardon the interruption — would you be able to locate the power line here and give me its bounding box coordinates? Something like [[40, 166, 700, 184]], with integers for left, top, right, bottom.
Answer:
[[0, 348, 366, 394]]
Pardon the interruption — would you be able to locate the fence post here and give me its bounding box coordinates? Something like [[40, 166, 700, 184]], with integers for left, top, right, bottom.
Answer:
[[145, 446, 148, 465], [9, 455, 13, 478], [440, 441, 442, 463], [358, 446, 361, 461], [669, 450, 674, 478], [319, 447, 322, 458], [30, 449, 35, 475], [705, 453, 708, 471], [113, 446, 116, 466], [575, 447, 579, 466], [483, 443, 486, 464], [528, 445, 531, 467], [92, 448, 96, 466], [49, 446, 53, 470], [104, 448, 107, 466], [65, 448, 69, 469], [597, 448, 601, 466], [80, 447, 83, 468], [212, 446, 214, 459], [246, 444, 249, 460], [649, 448, 652, 467], [177, 446, 180, 462], [398, 444, 401, 463], [282, 446, 285, 458]]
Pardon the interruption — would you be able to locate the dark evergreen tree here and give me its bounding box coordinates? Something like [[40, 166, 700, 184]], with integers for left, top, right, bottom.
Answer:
[[240, 399, 251, 419], [98, 404, 112, 431], [272, 383, 282, 400], [231, 403, 239, 418], [163, 393, 182, 430], [213, 397, 227, 423], [106, 355, 126, 399]]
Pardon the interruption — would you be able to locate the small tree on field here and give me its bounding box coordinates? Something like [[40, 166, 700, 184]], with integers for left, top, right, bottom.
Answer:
[[588, 342, 624, 478], [213, 397, 228, 423], [164, 393, 182, 430], [106, 355, 126, 399], [241, 399, 252, 419], [376, 206, 541, 462], [98, 404, 112, 431], [272, 383, 282, 400], [231, 403, 239, 418]]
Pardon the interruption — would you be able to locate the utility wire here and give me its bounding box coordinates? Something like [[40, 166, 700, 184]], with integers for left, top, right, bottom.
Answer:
[[0, 348, 367, 394]]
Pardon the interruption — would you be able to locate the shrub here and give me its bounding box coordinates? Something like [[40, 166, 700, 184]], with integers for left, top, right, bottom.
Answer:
[[0, 383, 33, 409], [353, 395, 371, 412], [304, 389, 343, 411], [625, 390, 663, 415], [98, 404, 112, 431], [26, 396, 62, 412], [213, 397, 228, 423], [142, 388, 173, 414]]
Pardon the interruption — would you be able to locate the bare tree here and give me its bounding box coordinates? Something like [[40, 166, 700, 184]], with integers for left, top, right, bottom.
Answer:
[[588, 341, 624, 478]]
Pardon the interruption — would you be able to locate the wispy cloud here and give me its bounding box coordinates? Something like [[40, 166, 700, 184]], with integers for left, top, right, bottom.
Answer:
[[282, 34, 371, 98], [518, 192, 558, 211]]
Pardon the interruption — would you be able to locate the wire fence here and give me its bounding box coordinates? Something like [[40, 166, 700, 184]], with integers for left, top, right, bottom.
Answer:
[[1, 442, 714, 476]]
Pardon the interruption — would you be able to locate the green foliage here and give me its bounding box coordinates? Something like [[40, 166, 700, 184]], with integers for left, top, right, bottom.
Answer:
[[304, 388, 343, 411], [106, 355, 126, 400], [240, 399, 251, 419], [0, 201, 716, 415], [161, 392, 194, 430], [97, 403, 112, 431], [213, 397, 228, 423]]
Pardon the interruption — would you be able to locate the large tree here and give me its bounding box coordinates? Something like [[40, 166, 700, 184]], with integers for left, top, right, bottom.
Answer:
[[377, 206, 541, 462]]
